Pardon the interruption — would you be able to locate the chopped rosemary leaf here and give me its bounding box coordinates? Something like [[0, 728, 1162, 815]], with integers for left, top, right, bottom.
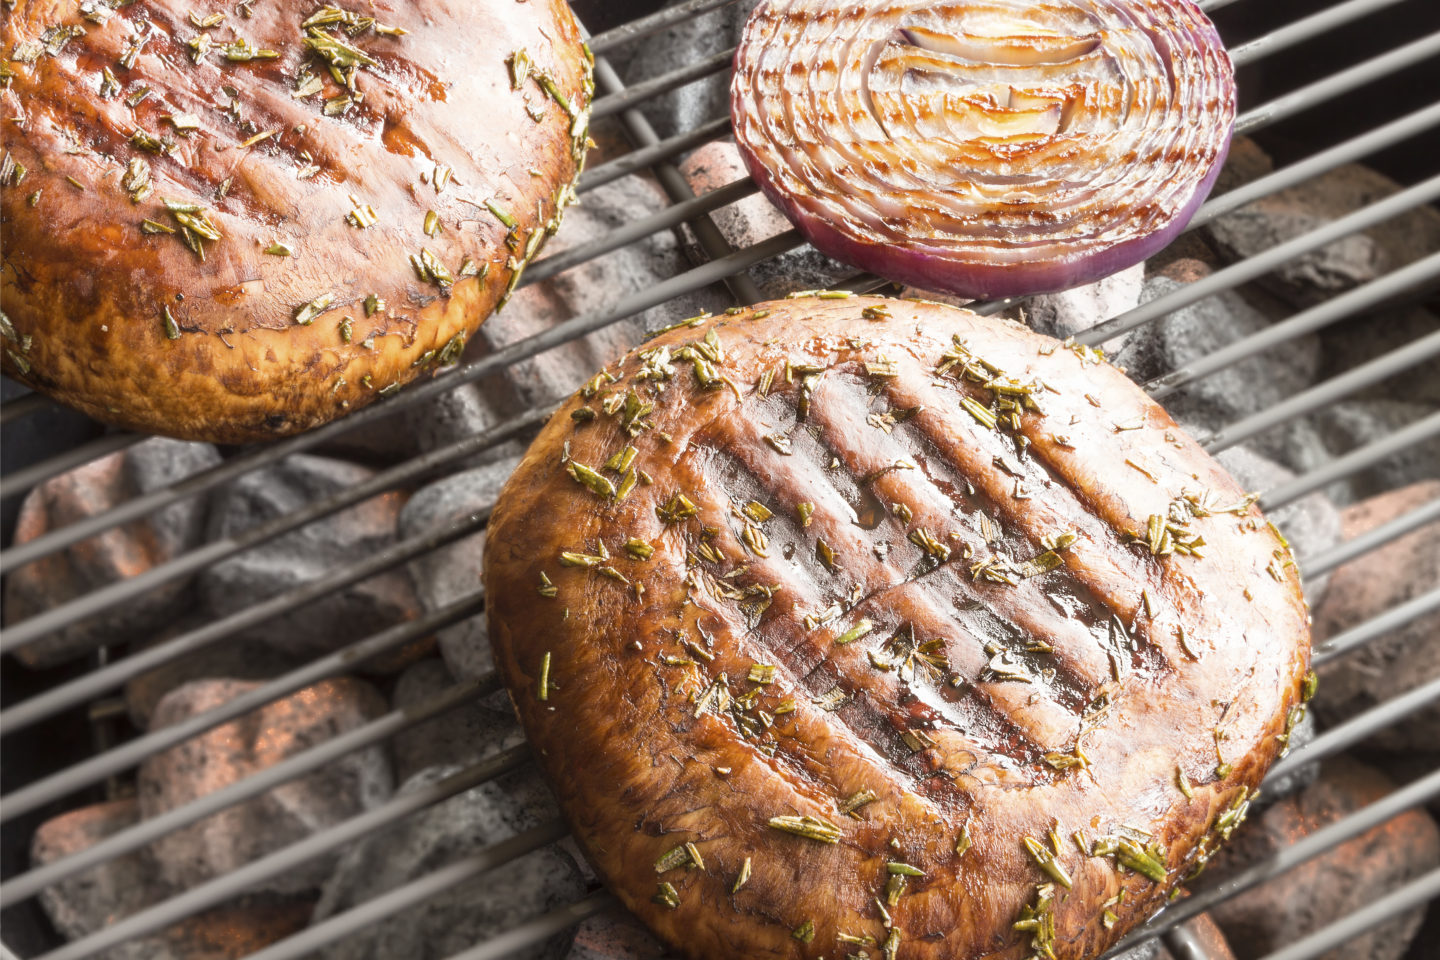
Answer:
[[742, 500, 772, 523], [1022, 836, 1073, 889], [264, 241, 293, 256], [955, 824, 971, 856], [293, 293, 335, 325], [536, 651, 551, 701], [838, 789, 877, 817], [960, 396, 997, 430], [792, 920, 815, 944], [835, 619, 873, 645], [655, 846, 689, 873], [732, 856, 752, 893], [537, 572, 557, 598], [1177, 766, 1194, 799], [797, 502, 814, 526], [566, 460, 615, 499], [623, 538, 653, 561], [684, 842, 705, 872], [162, 305, 180, 340], [887, 862, 924, 877], [507, 48, 530, 90], [656, 492, 698, 524], [652, 881, 680, 909], [768, 815, 841, 844], [747, 663, 777, 684]]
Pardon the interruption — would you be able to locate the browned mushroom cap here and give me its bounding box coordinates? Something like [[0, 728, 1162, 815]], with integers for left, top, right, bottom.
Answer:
[[485, 295, 1311, 960], [0, 0, 592, 443]]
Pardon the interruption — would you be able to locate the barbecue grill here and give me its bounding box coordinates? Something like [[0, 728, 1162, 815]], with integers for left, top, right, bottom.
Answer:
[[2, 0, 1438, 958]]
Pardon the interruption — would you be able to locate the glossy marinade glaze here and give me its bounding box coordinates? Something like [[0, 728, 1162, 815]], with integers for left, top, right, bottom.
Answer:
[[486, 295, 1311, 960], [1, 0, 591, 442]]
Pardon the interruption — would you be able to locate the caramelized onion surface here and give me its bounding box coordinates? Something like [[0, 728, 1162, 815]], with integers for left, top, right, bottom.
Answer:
[[731, 0, 1236, 298]]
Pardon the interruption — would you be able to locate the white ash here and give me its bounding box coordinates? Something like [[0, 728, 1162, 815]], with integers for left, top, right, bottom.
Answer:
[[311, 763, 585, 960], [4, 437, 220, 670], [139, 677, 392, 897], [1204, 163, 1440, 309], [197, 455, 421, 663], [29, 797, 314, 960], [398, 457, 521, 688]]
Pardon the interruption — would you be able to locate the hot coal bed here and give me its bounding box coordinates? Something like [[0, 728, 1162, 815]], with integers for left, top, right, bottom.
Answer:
[[2, 1, 1438, 959]]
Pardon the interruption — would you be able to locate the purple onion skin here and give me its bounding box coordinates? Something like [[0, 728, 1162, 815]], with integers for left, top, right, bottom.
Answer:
[[730, 3, 1237, 301]]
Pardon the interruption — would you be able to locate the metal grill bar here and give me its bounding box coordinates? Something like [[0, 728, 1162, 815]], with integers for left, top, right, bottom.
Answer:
[[525, 179, 757, 288], [591, 52, 761, 303], [591, 48, 734, 120], [27, 748, 533, 960], [0, 433, 142, 503], [1147, 252, 1440, 399], [1260, 868, 1440, 960], [1234, 31, 1440, 136], [1303, 499, 1440, 577], [1227, 0, 1406, 67], [446, 893, 616, 960], [1313, 587, 1440, 665], [1201, 330, 1440, 451], [579, 116, 732, 193], [1188, 104, 1440, 230], [1103, 768, 1440, 957], [1266, 676, 1440, 784], [1261, 412, 1440, 509], [0, 510, 491, 733], [0, 409, 543, 652], [587, 0, 740, 55], [1078, 175, 1440, 346], [240, 819, 573, 960], [2, 606, 491, 838]]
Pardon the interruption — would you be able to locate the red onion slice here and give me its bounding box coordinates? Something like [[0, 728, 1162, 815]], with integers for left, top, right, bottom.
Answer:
[[730, 0, 1236, 299]]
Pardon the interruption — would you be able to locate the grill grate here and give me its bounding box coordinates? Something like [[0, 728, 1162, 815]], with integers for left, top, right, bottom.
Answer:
[[2, 0, 1439, 958]]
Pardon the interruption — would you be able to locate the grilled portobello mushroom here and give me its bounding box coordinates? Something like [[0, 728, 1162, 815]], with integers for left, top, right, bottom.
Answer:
[[1, 0, 591, 442], [485, 295, 1312, 960]]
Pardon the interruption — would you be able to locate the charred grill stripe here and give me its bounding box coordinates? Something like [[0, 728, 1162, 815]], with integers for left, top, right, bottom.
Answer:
[[673, 403, 1012, 804], [805, 368, 1116, 695]]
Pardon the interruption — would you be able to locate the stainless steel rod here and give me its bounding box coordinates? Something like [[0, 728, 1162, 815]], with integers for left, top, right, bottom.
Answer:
[[526, 179, 757, 287], [0, 621, 496, 831], [27, 748, 533, 960], [1228, 0, 1407, 67], [442, 893, 617, 960], [592, 54, 762, 305], [1102, 768, 1440, 956], [1077, 175, 1440, 346], [0, 432, 143, 502], [588, 0, 742, 55], [1313, 586, 1440, 666], [0, 509, 493, 733], [579, 116, 731, 193], [1, 680, 514, 905], [1302, 497, 1440, 578], [591, 48, 735, 120], [1235, 32, 1440, 136], [1254, 867, 1440, 960], [239, 819, 571, 960], [1148, 252, 1440, 400], [1201, 329, 1440, 452], [0, 410, 544, 651], [1261, 411, 1440, 510], [1266, 677, 1440, 784]]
